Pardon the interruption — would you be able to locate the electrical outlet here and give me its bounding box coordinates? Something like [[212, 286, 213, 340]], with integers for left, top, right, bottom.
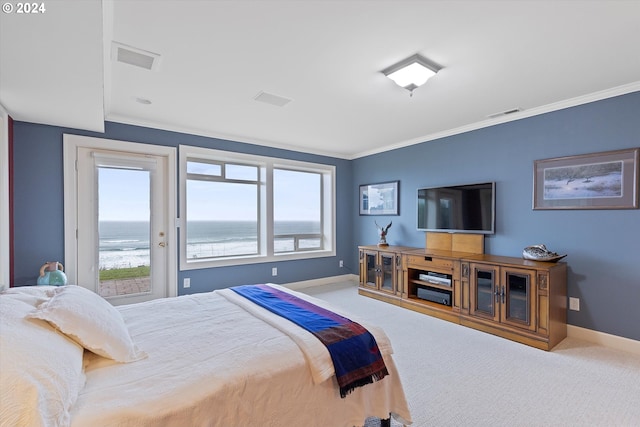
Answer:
[[339, 260, 344, 268], [272, 267, 278, 276], [183, 278, 191, 288], [569, 297, 580, 311]]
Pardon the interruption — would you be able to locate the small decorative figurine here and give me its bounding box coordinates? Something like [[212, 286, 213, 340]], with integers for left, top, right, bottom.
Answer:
[[375, 221, 392, 247], [522, 244, 567, 262]]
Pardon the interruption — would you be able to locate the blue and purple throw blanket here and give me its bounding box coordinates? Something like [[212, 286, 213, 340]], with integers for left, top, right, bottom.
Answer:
[[231, 284, 389, 397]]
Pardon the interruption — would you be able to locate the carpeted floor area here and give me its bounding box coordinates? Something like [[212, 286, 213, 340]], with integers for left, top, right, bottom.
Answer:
[[303, 281, 640, 427], [364, 417, 403, 427]]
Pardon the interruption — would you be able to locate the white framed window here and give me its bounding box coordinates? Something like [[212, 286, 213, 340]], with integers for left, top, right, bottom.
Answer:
[[179, 145, 336, 270]]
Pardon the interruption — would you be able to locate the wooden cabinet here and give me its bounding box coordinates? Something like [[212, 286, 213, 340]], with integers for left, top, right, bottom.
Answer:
[[468, 264, 536, 332], [462, 255, 567, 350], [358, 246, 412, 297], [357, 235, 568, 351]]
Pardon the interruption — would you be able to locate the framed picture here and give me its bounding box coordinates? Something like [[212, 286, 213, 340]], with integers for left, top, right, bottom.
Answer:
[[359, 181, 399, 215], [533, 148, 639, 210]]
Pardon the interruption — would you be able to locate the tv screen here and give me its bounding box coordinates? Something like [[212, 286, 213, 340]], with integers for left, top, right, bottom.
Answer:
[[417, 182, 495, 234]]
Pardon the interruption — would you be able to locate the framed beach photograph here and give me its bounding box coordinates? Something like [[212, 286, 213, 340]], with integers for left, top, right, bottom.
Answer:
[[359, 181, 399, 215], [533, 148, 639, 210]]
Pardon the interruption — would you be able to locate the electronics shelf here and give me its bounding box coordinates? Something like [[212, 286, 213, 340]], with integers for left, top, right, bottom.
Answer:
[[358, 232, 567, 350]]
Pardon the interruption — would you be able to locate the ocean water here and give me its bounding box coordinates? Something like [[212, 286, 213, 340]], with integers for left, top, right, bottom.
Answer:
[[99, 221, 151, 270], [99, 220, 320, 269]]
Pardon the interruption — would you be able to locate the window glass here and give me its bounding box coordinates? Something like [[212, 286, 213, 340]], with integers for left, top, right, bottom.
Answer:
[[274, 169, 322, 253], [98, 167, 151, 297], [186, 180, 258, 258], [225, 163, 258, 181], [187, 160, 221, 176]]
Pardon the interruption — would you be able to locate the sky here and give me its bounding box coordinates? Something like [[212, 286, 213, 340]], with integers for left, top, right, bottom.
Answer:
[[99, 168, 150, 221]]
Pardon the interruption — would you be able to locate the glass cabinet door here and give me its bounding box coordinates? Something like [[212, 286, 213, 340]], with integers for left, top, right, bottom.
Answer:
[[470, 264, 499, 321], [502, 268, 536, 331], [364, 252, 377, 288], [380, 253, 395, 292]]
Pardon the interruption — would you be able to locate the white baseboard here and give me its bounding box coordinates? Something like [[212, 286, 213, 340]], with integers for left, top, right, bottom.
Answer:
[[567, 325, 640, 356], [282, 274, 358, 291]]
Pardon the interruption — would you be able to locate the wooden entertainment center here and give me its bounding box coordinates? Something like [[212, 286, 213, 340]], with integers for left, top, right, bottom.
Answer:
[[358, 232, 567, 350]]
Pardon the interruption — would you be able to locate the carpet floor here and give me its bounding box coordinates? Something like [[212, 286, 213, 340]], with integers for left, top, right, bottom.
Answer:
[[364, 417, 403, 427], [302, 281, 640, 427]]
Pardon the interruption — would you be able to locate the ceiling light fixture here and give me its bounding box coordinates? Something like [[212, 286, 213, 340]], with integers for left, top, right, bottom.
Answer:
[[382, 54, 441, 96]]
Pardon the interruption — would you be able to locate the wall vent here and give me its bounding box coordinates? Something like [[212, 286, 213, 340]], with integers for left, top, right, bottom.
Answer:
[[487, 108, 522, 119], [111, 42, 161, 71]]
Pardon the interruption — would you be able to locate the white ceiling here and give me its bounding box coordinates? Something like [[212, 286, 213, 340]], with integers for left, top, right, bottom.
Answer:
[[2, 1, 639, 159]]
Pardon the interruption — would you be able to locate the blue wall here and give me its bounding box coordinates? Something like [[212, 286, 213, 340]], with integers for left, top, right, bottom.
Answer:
[[11, 91, 640, 341], [12, 121, 354, 292], [353, 91, 640, 341]]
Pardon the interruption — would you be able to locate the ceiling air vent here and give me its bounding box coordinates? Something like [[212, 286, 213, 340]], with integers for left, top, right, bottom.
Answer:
[[487, 108, 522, 119], [254, 91, 292, 107], [111, 42, 161, 71]]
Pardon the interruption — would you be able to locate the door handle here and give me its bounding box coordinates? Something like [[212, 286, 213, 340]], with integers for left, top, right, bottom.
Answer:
[[158, 242, 166, 247]]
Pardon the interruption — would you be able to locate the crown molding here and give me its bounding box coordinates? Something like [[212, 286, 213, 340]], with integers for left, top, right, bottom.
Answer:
[[353, 82, 640, 159]]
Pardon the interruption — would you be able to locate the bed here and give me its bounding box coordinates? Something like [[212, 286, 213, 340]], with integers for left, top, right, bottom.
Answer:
[[0, 283, 411, 427]]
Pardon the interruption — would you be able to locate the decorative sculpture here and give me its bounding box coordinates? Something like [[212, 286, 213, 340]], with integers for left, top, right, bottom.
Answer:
[[375, 221, 392, 247], [522, 244, 567, 262]]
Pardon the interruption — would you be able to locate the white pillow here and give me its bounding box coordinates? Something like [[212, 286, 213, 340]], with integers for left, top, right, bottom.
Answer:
[[0, 290, 86, 426], [28, 285, 147, 363]]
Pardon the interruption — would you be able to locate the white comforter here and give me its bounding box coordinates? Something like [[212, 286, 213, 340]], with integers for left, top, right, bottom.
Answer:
[[70, 285, 411, 427]]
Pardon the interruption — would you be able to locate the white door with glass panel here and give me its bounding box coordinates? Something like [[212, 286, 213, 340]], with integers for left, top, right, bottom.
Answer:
[[64, 135, 176, 304]]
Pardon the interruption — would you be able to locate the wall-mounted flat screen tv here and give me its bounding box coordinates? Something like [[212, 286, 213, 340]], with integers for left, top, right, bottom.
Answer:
[[417, 182, 495, 234]]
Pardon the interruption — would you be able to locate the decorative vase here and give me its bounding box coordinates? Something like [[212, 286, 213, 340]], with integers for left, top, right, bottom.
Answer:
[[37, 261, 68, 286]]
